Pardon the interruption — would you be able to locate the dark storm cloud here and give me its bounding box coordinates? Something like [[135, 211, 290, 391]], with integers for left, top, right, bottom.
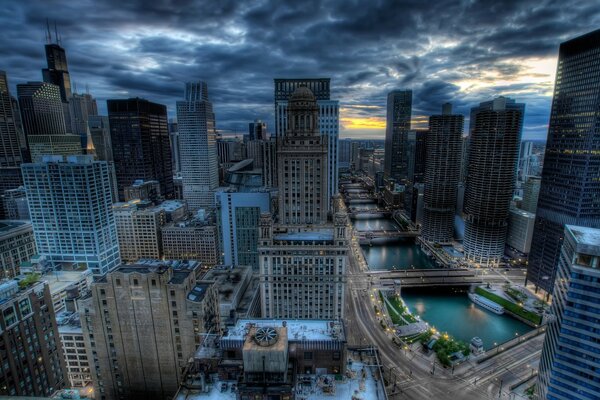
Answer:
[[2, 0, 599, 139]]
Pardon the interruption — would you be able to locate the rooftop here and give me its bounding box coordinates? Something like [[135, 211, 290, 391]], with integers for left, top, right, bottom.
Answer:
[[41, 269, 92, 295], [187, 282, 213, 303], [273, 229, 334, 242], [224, 319, 345, 342], [567, 225, 600, 256], [0, 220, 31, 235], [56, 311, 82, 334]]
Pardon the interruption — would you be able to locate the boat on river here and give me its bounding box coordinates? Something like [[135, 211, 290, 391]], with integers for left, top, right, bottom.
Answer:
[[468, 293, 504, 315]]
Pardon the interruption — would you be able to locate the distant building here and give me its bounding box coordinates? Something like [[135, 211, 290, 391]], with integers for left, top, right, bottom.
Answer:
[[69, 92, 98, 148], [80, 260, 220, 400], [463, 97, 524, 266], [339, 138, 352, 170], [169, 119, 180, 173], [123, 179, 162, 203], [215, 189, 271, 269], [0, 220, 36, 278], [384, 90, 412, 184], [537, 225, 600, 399], [1, 187, 29, 220], [506, 208, 535, 254], [0, 71, 25, 169], [520, 175, 541, 214], [248, 119, 268, 141], [527, 29, 600, 293], [176, 82, 219, 210], [162, 217, 220, 266], [422, 104, 463, 244], [22, 155, 120, 277], [108, 98, 173, 200], [88, 115, 113, 161], [0, 280, 68, 396], [405, 128, 427, 222]]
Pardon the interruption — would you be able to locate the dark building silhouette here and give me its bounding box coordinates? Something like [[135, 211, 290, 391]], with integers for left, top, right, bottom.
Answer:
[[108, 98, 173, 200], [406, 128, 428, 222], [527, 29, 600, 293], [384, 90, 412, 183], [422, 104, 463, 243]]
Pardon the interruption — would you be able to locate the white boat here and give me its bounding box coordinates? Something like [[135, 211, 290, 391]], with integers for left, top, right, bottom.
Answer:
[[468, 293, 504, 315]]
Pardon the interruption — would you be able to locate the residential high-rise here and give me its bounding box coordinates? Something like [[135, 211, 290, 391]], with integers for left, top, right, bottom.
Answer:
[[259, 87, 348, 320], [175, 82, 219, 210], [422, 104, 463, 244], [384, 90, 412, 183], [0, 280, 68, 396], [248, 119, 268, 141], [79, 260, 220, 400], [274, 78, 339, 208], [537, 225, 600, 399], [527, 29, 600, 293], [108, 98, 173, 200], [0, 220, 36, 279], [21, 155, 121, 276], [463, 97, 524, 266], [215, 189, 271, 269]]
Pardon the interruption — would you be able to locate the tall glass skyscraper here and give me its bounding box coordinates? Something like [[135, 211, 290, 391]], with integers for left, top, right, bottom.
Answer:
[[537, 225, 600, 399], [384, 90, 412, 184], [21, 155, 121, 277], [422, 103, 463, 244], [176, 82, 219, 210], [107, 98, 173, 200], [527, 29, 600, 294], [463, 97, 524, 266]]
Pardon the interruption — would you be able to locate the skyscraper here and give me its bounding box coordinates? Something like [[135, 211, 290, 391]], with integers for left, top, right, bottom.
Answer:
[[521, 175, 541, 213], [384, 90, 412, 183], [422, 103, 463, 244], [274, 78, 339, 209], [0, 71, 24, 168], [21, 155, 121, 276], [175, 82, 219, 210], [87, 115, 113, 161], [405, 128, 428, 222], [79, 260, 220, 400], [0, 280, 68, 396], [69, 91, 98, 148], [42, 34, 73, 133], [527, 29, 600, 293], [108, 98, 173, 200], [463, 97, 524, 266], [248, 119, 268, 141], [259, 87, 348, 320], [537, 225, 600, 399]]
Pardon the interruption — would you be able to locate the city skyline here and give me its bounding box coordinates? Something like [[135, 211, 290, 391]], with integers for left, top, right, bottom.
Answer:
[[3, 1, 600, 140]]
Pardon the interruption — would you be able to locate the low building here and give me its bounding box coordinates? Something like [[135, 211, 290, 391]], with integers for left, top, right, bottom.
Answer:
[[0, 279, 68, 396], [42, 268, 93, 313], [162, 216, 220, 266], [123, 179, 162, 203], [56, 311, 93, 391], [0, 220, 36, 279]]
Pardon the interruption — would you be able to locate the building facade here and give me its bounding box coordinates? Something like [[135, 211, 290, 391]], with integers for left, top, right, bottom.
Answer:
[[384, 90, 412, 183], [506, 208, 535, 254], [0, 280, 68, 396], [527, 29, 600, 293], [21, 155, 120, 276], [521, 175, 541, 214], [108, 98, 173, 200], [248, 119, 268, 141], [463, 97, 524, 266], [176, 82, 219, 210], [422, 104, 463, 244], [79, 261, 220, 400], [162, 218, 220, 266], [0, 71, 25, 168], [537, 225, 600, 399], [0, 220, 36, 279]]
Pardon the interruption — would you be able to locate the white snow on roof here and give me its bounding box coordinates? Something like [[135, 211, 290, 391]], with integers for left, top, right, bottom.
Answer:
[[223, 319, 344, 342]]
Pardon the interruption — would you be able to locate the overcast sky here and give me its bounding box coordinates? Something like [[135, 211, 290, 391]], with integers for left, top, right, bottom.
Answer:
[[2, 0, 599, 140]]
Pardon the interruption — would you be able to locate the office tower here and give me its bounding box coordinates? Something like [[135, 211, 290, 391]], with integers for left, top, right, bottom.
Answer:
[[248, 119, 268, 141], [506, 208, 535, 254], [21, 155, 120, 276], [274, 78, 339, 208], [0, 280, 67, 396], [246, 140, 264, 167], [80, 260, 220, 400], [87, 115, 113, 161], [69, 92, 98, 148], [176, 82, 219, 210], [215, 189, 271, 269], [0, 220, 36, 278], [41, 34, 72, 132], [168, 119, 180, 173], [162, 217, 220, 266], [527, 30, 600, 293], [463, 97, 524, 266], [384, 90, 412, 183], [537, 225, 600, 400], [1, 187, 29, 220], [108, 98, 173, 200], [259, 87, 348, 319], [422, 104, 463, 244], [0, 71, 24, 168], [113, 200, 177, 262], [521, 175, 541, 213], [406, 128, 428, 222]]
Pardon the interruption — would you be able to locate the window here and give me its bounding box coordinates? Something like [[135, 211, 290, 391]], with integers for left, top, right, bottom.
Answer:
[[115, 279, 121, 287], [151, 279, 156, 287]]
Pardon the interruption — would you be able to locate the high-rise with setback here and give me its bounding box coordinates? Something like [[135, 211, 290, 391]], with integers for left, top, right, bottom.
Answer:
[[175, 82, 219, 210], [384, 90, 412, 184], [527, 29, 600, 293], [108, 98, 173, 200], [422, 103, 463, 244], [463, 97, 524, 266], [42, 36, 73, 132]]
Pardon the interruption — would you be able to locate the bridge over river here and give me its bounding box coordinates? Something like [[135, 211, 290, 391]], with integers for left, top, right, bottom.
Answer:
[[366, 268, 482, 288]]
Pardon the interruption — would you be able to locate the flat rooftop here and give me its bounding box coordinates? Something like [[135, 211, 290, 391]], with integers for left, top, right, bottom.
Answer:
[[187, 282, 212, 303], [273, 229, 334, 242], [0, 220, 31, 235], [42, 269, 91, 294], [224, 319, 345, 342], [567, 225, 600, 256]]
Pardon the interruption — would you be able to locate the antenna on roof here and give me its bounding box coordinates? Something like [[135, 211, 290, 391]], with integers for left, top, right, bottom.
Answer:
[[54, 21, 60, 46], [46, 18, 52, 43]]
